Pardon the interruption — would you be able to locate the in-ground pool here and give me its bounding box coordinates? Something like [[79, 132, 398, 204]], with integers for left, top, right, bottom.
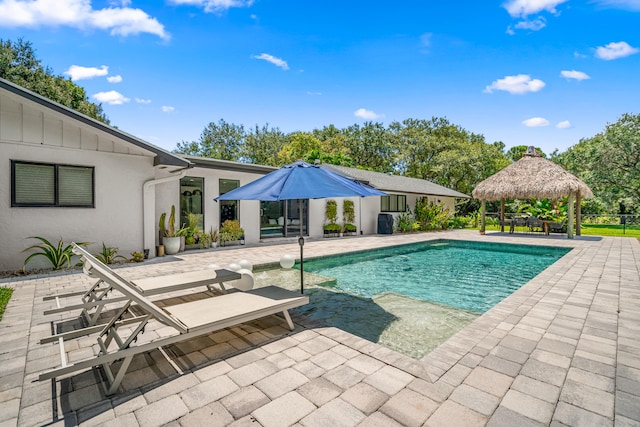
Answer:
[[291, 239, 570, 358]]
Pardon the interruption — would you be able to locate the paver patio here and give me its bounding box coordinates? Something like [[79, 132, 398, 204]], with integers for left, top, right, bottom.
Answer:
[[1, 230, 638, 426]]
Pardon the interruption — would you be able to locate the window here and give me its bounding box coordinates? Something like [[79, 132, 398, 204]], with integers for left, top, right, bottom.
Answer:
[[11, 160, 94, 207], [381, 194, 406, 212], [219, 179, 239, 226], [180, 176, 204, 228]]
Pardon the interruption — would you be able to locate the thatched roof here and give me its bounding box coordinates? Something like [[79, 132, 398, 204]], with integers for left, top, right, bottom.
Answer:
[[472, 146, 593, 201]]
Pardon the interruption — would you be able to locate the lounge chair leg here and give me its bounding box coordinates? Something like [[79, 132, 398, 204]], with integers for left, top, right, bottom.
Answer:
[[281, 310, 294, 330]]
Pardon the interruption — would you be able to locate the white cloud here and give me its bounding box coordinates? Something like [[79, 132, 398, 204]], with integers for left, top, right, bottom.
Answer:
[[107, 75, 122, 83], [252, 53, 289, 70], [556, 120, 571, 128], [64, 65, 108, 81], [0, 0, 169, 40], [306, 91, 322, 96], [514, 16, 547, 31], [161, 106, 175, 112], [420, 32, 432, 47], [595, 41, 639, 60], [522, 117, 550, 127], [484, 74, 545, 94], [560, 70, 590, 80], [168, 0, 254, 13], [591, 0, 640, 11], [354, 108, 383, 120], [93, 90, 130, 105], [135, 97, 151, 104], [503, 0, 568, 18]]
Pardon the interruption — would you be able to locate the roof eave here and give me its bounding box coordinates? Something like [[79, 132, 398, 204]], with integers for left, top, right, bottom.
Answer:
[[0, 78, 191, 169]]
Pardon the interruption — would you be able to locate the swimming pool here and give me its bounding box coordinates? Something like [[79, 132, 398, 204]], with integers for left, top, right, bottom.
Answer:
[[292, 239, 570, 358]]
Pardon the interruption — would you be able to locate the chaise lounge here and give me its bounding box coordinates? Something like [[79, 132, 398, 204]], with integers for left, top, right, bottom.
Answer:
[[39, 243, 309, 395]]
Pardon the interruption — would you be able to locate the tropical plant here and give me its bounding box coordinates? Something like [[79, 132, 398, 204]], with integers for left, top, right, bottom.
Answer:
[[184, 212, 204, 245], [130, 251, 145, 262], [210, 227, 219, 244], [166, 205, 177, 237], [342, 200, 356, 232], [198, 232, 212, 249], [22, 237, 89, 271], [325, 199, 338, 226], [220, 219, 244, 244], [395, 211, 415, 232], [525, 199, 566, 221], [94, 243, 127, 265], [414, 198, 452, 230]]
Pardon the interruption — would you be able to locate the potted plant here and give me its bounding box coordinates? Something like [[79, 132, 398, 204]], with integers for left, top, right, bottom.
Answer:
[[162, 205, 181, 255], [324, 199, 340, 237], [342, 200, 356, 235], [220, 220, 244, 246], [210, 227, 219, 248], [184, 213, 203, 250], [158, 212, 166, 245]]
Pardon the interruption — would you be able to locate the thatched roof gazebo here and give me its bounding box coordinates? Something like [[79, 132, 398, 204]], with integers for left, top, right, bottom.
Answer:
[[472, 146, 593, 238]]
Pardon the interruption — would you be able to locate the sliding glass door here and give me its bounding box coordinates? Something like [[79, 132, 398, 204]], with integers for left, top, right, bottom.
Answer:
[[260, 199, 308, 239]]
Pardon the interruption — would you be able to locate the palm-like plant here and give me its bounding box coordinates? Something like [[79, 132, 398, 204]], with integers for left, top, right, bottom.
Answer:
[[22, 237, 89, 271], [94, 243, 127, 264]]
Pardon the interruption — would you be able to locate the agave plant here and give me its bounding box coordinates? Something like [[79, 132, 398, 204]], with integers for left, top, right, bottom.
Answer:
[[22, 237, 90, 271], [94, 242, 127, 265]]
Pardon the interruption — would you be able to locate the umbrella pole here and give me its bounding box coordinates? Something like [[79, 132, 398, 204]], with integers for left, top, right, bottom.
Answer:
[[298, 199, 304, 294]]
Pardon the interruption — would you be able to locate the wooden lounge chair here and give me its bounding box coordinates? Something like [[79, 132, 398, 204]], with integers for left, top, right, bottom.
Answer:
[[44, 263, 242, 327], [550, 219, 567, 233], [39, 243, 309, 395]]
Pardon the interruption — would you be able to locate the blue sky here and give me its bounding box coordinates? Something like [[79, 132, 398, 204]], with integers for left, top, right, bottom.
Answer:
[[1, 0, 638, 156]]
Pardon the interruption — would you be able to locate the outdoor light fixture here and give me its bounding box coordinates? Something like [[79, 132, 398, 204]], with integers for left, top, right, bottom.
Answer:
[[280, 254, 295, 269]]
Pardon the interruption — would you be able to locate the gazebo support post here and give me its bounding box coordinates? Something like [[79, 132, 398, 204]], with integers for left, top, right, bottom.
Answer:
[[480, 200, 486, 234], [568, 192, 575, 239], [576, 192, 582, 236], [500, 199, 505, 232]]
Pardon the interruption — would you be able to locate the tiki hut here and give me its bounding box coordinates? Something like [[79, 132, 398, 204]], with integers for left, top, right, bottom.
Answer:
[[472, 146, 593, 238]]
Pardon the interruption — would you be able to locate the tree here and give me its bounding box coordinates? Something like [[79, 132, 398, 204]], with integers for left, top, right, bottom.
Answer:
[[242, 123, 286, 166], [343, 122, 394, 172], [505, 145, 546, 161], [175, 119, 245, 160], [556, 113, 640, 213], [0, 38, 109, 124], [277, 132, 321, 165]]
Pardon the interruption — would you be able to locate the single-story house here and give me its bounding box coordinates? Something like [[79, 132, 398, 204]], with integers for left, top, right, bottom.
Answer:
[[1, 77, 469, 271]]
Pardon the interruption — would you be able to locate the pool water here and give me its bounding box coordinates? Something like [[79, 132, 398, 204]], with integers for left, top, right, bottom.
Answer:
[[289, 239, 570, 358], [301, 239, 570, 313]]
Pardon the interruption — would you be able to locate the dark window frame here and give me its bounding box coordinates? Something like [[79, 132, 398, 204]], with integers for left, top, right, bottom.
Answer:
[[11, 160, 95, 208], [381, 194, 407, 213]]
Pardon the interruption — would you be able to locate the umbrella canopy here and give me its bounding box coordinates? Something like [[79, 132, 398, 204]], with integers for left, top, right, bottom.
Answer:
[[214, 161, 387, 293], [215, 161, 387, 201], [472, 147, 593, 201]]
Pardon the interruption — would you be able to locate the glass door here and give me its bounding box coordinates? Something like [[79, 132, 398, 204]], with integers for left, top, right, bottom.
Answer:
[[259, 199, 308, 238]]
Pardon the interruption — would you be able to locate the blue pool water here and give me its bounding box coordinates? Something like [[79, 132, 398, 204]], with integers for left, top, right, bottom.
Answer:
[[301, 239, 570, 313]]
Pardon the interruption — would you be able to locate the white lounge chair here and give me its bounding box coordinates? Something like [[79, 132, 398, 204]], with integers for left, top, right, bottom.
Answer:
[[39, 243, 309, 395], [44, 265, 242, 327]]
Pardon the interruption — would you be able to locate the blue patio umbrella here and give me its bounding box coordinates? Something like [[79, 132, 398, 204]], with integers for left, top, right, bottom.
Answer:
[[215, 161, 387, 293]]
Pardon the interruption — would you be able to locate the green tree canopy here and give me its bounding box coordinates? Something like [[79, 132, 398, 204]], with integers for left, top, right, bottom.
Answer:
[[555, 113, 640, 213], [0, 38, 109, 124], [176, 119, 245, 161]]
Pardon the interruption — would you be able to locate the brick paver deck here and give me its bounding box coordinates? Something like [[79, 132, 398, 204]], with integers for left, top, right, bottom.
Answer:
[[1, 230, 638, 426]]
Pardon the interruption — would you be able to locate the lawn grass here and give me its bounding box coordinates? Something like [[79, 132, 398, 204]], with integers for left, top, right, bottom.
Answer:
[[0, 287, 13, 322], [578, 223, 640, 238]]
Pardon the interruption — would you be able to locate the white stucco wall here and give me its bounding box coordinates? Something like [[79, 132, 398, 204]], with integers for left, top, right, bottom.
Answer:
[[0, 87, 161, 271], [0, 142, 156, 270]]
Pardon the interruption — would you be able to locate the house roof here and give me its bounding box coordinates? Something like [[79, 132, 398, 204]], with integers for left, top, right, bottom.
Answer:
[[182, 155, 278, 174], [321, 164, 470, 198], [0, 78, 191, 168]]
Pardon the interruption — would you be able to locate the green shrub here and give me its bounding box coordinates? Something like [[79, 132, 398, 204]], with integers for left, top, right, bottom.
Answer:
[[395, 211, 414, 232], [220, 220, 244, 243]]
